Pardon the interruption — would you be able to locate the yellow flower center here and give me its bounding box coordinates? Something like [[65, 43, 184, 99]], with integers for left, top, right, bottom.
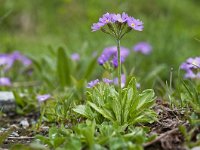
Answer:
[[106, 19, 109, 23], [192, 60, 198, 66], [118, 18, 123, 22], [131, 23, 135, 27]]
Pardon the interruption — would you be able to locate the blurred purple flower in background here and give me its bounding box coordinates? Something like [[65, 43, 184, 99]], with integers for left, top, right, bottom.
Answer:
[[0, 51, 32, 71], [11, 51, 32, 67], [113, 74, 126, 88], [102, 76, 141, 88], [181, 57, 200, 70], [103, 78, 113, 84], [0, 54, 15, 71], [37, 94, 51, 103], [71, 53, 80, 61], [98, 46, 129, 67], [136, 83, 141, 89], [87, 79, 99, 88], [180, 57, 200, 79], [0, 77, 11, 86], [133, 42, 152, 55], [92, 51, 98, 58]]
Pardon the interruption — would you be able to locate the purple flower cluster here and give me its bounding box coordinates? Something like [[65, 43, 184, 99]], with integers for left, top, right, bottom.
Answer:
[[91, 12, 143, 32], [98, 46, 129, 67], [87, 75, 141, 89], [0, 51, 32, 71], [133, 42, 152, 55], [103, 74, 126, 88], [180, 57, 200, 79], [87, 74, 126, 88]]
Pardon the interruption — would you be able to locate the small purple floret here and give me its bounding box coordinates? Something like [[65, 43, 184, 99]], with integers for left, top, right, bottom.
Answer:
[[91, 22, 104, 32], [99, 12, 114, 24], [87, 79, 99, 88], [133, 42, 152, 55], [37, 94, 51, 102], [127, 17, 143, 31]]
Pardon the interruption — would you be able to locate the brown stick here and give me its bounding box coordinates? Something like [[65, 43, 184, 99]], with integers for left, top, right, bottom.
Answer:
[[143, 123, 188, 147], [7, 136, 34, 140], [12, 81, 41, 87]]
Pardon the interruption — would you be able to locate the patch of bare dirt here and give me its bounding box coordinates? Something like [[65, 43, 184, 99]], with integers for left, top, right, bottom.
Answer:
[[144, 99, 188, 150]]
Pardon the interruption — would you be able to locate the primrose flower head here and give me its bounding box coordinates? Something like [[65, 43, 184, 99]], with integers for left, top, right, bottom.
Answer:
[[133, 42, 152, 55], [180, 56, 200, 79], [91, 12, 143, 39], [98, 46, 129, 68]]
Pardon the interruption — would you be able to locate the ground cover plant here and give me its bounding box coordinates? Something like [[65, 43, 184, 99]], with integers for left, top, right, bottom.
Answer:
[[0, 0, 200, 150]]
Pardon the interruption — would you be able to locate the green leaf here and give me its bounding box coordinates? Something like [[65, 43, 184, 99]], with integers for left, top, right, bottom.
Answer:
[[53, 137, 65, 148], [73, 105, 94, 120], [88, 101, 115, 122], [136, 89, 155, 110], [13, 91, 25, 107], [144, 64, 166, 82], [63, 137, 82, 150], [35, 135, 52, 147], [122, 77, 138, 123], [110, 95, 121, 124], [82, 120, 95, 149], [83, 57, 97, 79], [0, 126, 16, 146], [57, 47, 71, 87]]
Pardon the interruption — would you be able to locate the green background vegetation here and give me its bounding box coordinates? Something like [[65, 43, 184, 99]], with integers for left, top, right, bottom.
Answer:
[[0, 0, 200, 88]]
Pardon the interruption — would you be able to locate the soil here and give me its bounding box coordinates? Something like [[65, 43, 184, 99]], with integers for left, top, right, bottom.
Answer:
[[0, 112, 41, 149], [145, 99, 188, 150]]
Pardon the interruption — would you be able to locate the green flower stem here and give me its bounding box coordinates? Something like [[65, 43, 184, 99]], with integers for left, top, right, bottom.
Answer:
[[117, 39, 122, 106]]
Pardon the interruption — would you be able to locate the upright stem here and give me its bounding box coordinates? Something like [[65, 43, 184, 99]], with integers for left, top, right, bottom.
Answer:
[[117, 39, 122, 103]]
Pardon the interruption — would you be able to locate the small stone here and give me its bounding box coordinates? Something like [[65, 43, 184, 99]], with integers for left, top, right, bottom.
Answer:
[[192, 147, 200, 150], [0, 91, 16, 113], [0, 128, 6, 133], [10, 131, 19, 137], [20, 119, 29, 129]]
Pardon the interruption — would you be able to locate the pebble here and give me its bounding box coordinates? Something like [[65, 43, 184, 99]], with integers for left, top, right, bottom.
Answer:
[[0, 91, 16, 113], [192, 147, 200, 150], [20, 119, 29, 129]]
